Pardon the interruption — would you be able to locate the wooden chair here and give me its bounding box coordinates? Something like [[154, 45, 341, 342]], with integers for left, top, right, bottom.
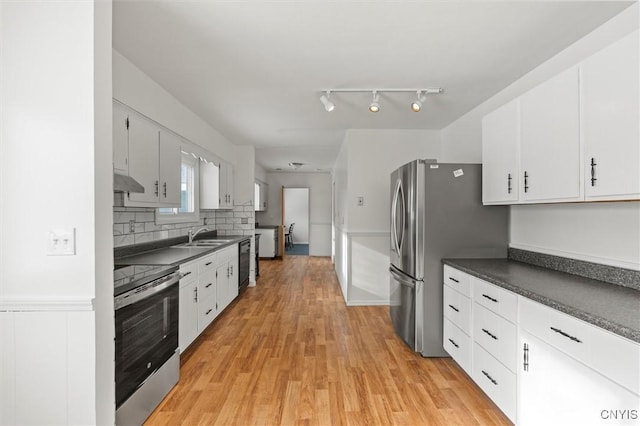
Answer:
[[285, 223, 295, 249]]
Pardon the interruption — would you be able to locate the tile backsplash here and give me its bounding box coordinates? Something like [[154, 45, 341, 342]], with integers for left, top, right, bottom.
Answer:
[[113, 205, 255, 247]]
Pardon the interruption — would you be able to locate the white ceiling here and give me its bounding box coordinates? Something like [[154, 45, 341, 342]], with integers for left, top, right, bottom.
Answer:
[[113, 1, 632, 172]]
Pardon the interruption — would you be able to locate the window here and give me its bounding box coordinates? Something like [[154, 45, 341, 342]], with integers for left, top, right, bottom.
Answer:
[[156, 152, 200, 224]]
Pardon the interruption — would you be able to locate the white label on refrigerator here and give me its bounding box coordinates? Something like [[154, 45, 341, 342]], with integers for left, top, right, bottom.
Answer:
[[430, 165, 439, 169], [453, 169, 464, 178]]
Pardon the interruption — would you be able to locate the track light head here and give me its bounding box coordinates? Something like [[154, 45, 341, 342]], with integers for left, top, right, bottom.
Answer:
[[369, 91, 380, 113], [320, 91, 335, 112], [411, 91, 427, 112]]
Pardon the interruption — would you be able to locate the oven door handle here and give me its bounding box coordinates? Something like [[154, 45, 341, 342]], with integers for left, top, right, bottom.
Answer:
[[115, 272, 182, 310]]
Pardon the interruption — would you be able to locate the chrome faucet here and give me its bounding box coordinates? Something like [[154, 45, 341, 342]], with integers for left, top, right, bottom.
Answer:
[[188, 227, 209, 243]]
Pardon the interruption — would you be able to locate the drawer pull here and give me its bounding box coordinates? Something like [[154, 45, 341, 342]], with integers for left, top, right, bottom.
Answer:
[[183, 271, 192, 276], [205, 262, 213, 266], [482, 328, 498, 340], [523, 343, 529, 372], [482, 294, 498, 303], [205, 283, 212, 288], [550, 326, 582, 343], [482, 370, 498, 386], [448, 338, 459, 348], [448, 277, 459, 283], [448, 304, 459, 313], [205, 308, 212, 315]]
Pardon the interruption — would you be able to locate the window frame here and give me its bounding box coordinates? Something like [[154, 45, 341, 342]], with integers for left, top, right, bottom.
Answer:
[[155, 151, 200, 225]]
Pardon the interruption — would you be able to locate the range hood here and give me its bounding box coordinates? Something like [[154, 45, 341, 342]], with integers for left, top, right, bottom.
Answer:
[[114, 173, 145, 193]]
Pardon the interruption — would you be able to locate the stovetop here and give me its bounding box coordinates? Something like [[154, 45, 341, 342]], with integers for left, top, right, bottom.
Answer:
[[114, 264, 178, 297]]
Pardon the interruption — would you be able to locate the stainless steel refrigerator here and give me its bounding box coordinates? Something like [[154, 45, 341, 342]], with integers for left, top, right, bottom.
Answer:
[[389, 160, 508, 357]]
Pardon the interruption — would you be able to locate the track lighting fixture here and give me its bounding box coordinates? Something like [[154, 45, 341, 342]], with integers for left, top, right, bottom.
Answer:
[[411, 91, 427, 112], [319, 88, 443, 113], [319, 91, 335, 112], [369, 91, 380, 113]]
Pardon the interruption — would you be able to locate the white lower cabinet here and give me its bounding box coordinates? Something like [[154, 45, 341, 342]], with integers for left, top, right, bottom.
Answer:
[[443, 266, 640, 425], [473, 343, 517, 421], [519, 330, 639, 426], [178, 244, 240, 353]]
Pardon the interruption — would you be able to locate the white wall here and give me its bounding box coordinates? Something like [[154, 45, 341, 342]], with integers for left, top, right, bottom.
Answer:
[[284, 188, 309, 244], [333, 129, 441, 305], [113, 50, 236, 164], [441, 4, 640, 270], [256, 172, 332, 256], [1, 1, 113, 424]]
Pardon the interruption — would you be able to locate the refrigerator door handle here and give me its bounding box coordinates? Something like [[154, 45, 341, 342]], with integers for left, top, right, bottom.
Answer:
[[389, 266, 418, 288], [391, 179, 401, 254], [391, 179, 406, 255]]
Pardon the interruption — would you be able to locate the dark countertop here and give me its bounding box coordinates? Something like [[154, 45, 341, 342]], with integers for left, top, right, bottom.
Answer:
[[115, 235, 250, 267], [443, 258, 640, 343]]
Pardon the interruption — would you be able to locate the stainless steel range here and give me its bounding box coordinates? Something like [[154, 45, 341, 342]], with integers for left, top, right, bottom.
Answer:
[[114, 264, 181, 425]]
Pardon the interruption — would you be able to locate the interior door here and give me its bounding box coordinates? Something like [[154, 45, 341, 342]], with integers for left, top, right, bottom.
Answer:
[[280, 186, 285, 258]]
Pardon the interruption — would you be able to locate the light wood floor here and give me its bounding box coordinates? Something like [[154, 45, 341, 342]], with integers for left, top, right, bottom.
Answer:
[[146, 256, 511, 426]]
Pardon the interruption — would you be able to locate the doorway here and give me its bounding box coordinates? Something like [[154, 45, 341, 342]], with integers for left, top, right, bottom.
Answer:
[[283, 187, 310, 256]]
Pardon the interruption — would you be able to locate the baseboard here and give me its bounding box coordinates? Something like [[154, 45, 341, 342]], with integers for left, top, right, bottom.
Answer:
[[346, 300, 389, 307]]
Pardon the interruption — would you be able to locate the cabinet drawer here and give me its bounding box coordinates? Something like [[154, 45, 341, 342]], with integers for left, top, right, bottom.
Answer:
[[198, 253, 217, 273], [473, 303, 517, 372], [472, 278, 517, 322], [520, 297, 640, 395], [473, 344, 517, 422], [443, 265, 471, 297], [443, 318, 472, 376], [198, 296, 217, 330], [200, 270, 216, 300], [443, 284, 471, 334], [520, 297, 591, 367], [179, 260, 198, 285]]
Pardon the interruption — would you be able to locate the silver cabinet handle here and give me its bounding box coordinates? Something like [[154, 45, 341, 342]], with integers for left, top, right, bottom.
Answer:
[[482, 294, 498, 303], [523, 343, 529, 371], [155, 180, 159, 196], [482, 370, 498, 385], [448, 304, 459, 313], [550, 326, 582, 343], [590, 158, 597, 187], [524, 171, 529, 193], [482, 328, 498, 340], [507, 173, 512, 194], [448, 338, 459, 348], [163, 182, 167, 197]]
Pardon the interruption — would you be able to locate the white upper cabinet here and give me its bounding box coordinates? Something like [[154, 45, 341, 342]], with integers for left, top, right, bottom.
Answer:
[[219, 160, 234, 209], [200, 158, 221, 209], [118, 105, 181, 208], [127, 113, 161, 205], [482, 30, 640, 205], [113, 103, 129, 175], [582, 30, 640, 201], [158, 130, 182, 206], [482, 100, 520, 204], [519, 66, 582, 203]]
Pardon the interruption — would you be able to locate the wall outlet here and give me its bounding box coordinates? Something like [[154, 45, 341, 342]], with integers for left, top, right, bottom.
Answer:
[[47, 228, 76, 256], [357, 196, 364, 206], [241, 217, 249, 224], [129, 220, 136, 233]]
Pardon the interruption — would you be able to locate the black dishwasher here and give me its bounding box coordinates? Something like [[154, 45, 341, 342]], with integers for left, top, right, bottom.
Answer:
[[239, 239, 250, 290]]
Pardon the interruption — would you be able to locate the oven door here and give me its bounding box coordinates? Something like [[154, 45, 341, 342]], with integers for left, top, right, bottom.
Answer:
[[115, 280, 179, 408]]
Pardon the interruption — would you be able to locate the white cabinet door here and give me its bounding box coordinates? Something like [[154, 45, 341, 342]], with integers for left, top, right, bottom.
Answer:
[[216, 264, 230, 309], [583, 30, 640, 201], [113, 103, 129, 175], [219, 161, 234, 209], [200, 159, 220, 209], [228, 246, 239, 301], [482, 99, 520, 204], [179, 280, 199, 353], [127, 113, 160, 204], [158, 130, 181, 207], [518, 331, 639, 426], [520, 67, 582, 203]]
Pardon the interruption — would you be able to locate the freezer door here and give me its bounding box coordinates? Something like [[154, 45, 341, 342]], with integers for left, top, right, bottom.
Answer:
[[389, 265, 423, 352]]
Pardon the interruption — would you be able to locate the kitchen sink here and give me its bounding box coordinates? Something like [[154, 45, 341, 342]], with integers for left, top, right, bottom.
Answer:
[[173, 239, 233, 248]]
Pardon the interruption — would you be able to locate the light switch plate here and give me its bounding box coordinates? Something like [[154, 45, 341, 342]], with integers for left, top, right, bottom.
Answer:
[[47, 228, 76, 256]]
